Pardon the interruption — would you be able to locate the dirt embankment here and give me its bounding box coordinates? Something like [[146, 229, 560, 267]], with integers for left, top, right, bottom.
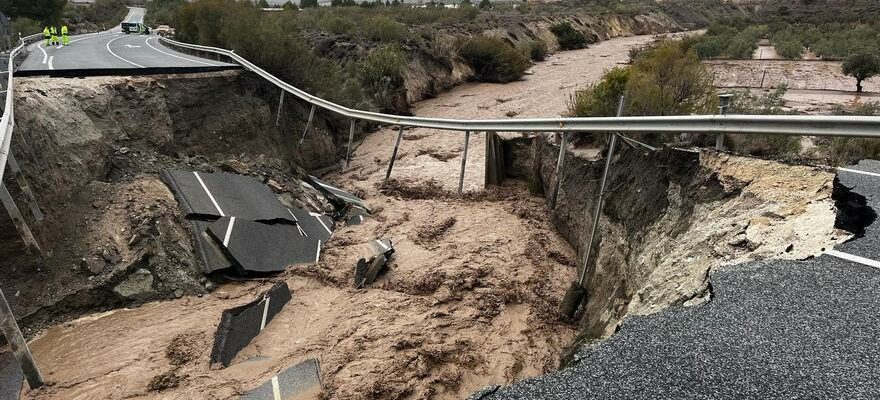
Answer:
[[1, 70, 347, 332], [520, 141, 847, 340]]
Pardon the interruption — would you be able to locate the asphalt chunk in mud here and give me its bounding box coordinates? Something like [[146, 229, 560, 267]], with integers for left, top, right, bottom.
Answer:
[[241, 358, 322, 400], [354, 239, 395, 288], [161, 170, 294, 223], [306, 175, 369, 211], [210, 282, 292, 367], [287, 207, 334, 243], [206, 217, 322, 274]]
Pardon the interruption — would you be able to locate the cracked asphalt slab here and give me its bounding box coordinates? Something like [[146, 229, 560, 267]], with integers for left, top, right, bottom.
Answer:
[[477, 161, 880, 399]]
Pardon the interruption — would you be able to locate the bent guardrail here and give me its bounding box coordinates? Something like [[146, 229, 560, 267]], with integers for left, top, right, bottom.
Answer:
[[160, 37, 880, 138], [0, 33, 41, 182]]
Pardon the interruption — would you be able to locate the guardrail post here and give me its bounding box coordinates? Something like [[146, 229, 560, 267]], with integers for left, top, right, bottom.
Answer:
[[549, 132, 568, 209], [384, 126, 404, 183], [458, 131, 470, 194], [0, 184, 41, 256], [562, 113, 628, 319], [275, 91, 285, 127], [0, 288, 44, 389], [7, 154, 43, 221], [716, 94, 733, 151], [345, 119, 356, 168], [298, 104, 317, 145]]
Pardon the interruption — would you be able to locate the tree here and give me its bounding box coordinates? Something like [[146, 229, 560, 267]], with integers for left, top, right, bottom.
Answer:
[[300, 0, 318, 7], [478, 0, 491, 9], [842, 53, 880, 93], [282, 1, 297, 9], [459, 0, 472, 7], [257, 0, 270, 7]]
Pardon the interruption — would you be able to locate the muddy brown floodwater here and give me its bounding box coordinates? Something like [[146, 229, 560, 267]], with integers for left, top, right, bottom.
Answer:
[[18, 33, 663, 400]]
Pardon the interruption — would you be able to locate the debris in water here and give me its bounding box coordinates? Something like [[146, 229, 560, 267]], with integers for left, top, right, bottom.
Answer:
[[210, 282, 292, 368]]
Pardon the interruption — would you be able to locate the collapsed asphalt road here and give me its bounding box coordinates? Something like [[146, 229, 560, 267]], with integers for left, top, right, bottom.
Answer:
[[474, 162, 880, 399]]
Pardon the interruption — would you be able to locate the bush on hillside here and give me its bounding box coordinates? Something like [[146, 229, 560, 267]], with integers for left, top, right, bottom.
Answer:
[[518, 39, 547, 61], [363, 15, 407, 42], [459, 36, 529, 83], [360, 46, 407, 113], [550, 22, 587, 50]]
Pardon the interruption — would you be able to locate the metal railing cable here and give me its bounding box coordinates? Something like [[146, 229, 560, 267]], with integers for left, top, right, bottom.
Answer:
[[160, 37, 880, 138]]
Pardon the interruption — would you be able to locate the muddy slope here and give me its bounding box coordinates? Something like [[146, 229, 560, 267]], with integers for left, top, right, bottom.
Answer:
[[525, 141, 847, 339], [2, 70, 347, 331]]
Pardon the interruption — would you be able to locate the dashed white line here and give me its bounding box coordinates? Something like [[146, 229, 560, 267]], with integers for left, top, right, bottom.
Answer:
[[222, 216, 236, 246], [259, 296, 271, 330], [106, 36, 145, 68], [145, 36, 219, 66], [312, 214, 332, 235], [271, 375, 281, 400], [315, 240, 322, 263], [826, 250, 880, 270], [838, 167, 880, 178], [193, 172, 225, 216]]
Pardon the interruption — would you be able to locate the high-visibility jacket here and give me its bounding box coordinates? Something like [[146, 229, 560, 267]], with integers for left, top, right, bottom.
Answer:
[[50, 27, 57, 35], [61, 26, 68, 35], [43, 27, 50, 38]]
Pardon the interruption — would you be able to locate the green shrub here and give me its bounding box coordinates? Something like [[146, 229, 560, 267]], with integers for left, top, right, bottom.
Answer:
[[360, 46, 406, 112], [550, 22, 587, 50], [728, 134, 802, 159], [362, 15, 407, 42], [567, 67, 630, 117], [518, 39, 547, 61], [459, 36, 529, 83], [11, 17, 41, 37], [318, 14, 355, 34]]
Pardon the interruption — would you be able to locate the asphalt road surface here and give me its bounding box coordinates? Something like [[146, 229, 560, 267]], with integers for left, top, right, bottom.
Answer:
[[474, 162, 880, 399], [18, 7, 234, 73]]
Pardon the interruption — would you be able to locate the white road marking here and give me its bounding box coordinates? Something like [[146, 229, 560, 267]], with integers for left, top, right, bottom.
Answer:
[[271, 375, 282, 400], [313, 214, 332, 235], [375, 239, 389, 252], [193, 172, 225, 216], [222, 216, 236, 246], [106, 36, 145, 68], [259, 296, 271, 330], [287, 209, 308, 236], [826, 249, 880, 270], [47, 56, 54, 70], [55, 45, 63, 49], [145, 36, 220, 66], [38, 43, 47, 64], [838, 167, 880, 178], [313, 179, 362, 203], [315, 240, 322, 262]]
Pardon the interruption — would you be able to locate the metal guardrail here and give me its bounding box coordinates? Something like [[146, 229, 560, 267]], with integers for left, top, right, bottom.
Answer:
[[0, 33, 42, 183], [160, 37, 880, 138]]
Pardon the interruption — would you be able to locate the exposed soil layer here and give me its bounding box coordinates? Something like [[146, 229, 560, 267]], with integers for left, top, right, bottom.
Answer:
[[527, 141, 848, 339]]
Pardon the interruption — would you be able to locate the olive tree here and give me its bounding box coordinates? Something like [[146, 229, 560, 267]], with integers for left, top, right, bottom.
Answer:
[[842, 53, 880, 93]]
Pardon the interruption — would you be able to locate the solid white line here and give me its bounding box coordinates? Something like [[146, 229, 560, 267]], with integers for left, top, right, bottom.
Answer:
[[826, 249, 880, 270], [838, 167, 880, 178], [375, 239, 389, 252], [287, 208, 299, 222], [47, 56, 54, 70], [315, 240, 322, 263], [106, 36, 145, 68], [259, 296, 271, 330], [222, 216, 236, 246], [145, 36, 219, 66], [271, 375, 281, 400], [288, 209, 308, 237], [314, 215, 332, 235], [193, 172, 225, 216], [38, 43, 47, 64]]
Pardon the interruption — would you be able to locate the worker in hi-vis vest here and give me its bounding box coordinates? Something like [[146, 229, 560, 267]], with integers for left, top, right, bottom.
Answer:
[[49, 26, 58, 46], [43, 27, 50, 46], [61, 25, 69, 46]]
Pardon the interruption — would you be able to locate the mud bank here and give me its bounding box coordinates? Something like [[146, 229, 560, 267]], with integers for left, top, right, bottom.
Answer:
[[510, 140, 848, 339], [1, 70, 349, 332]]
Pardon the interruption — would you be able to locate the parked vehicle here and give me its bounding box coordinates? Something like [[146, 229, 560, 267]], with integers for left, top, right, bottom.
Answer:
[[155, 25, 175, 38], [121, 22, 150, 35]]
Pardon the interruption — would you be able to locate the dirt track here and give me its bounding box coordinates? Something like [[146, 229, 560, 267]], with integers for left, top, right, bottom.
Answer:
[[15, 33, 663, 400]]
